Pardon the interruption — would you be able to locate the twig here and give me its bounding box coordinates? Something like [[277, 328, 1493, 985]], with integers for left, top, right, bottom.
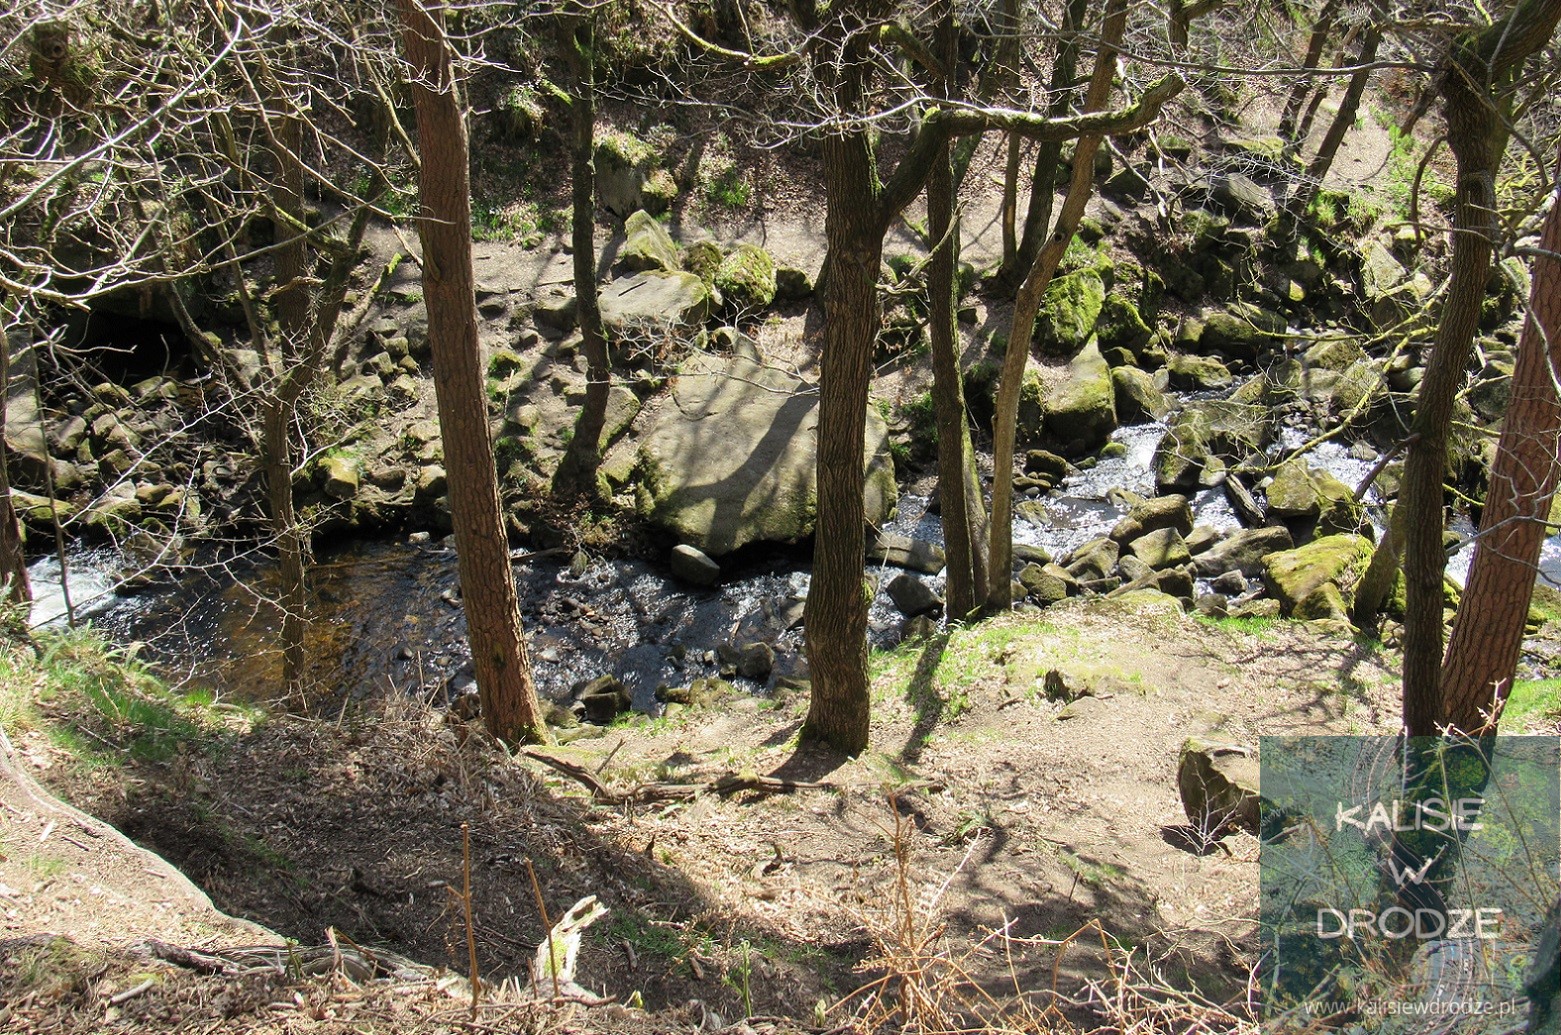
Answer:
[[524, 858, 559, 1000], [460, 823, 480, 1019], [107, 978, 155, 1005]]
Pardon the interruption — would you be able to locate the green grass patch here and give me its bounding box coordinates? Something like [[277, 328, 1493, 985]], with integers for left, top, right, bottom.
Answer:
[[2, 628, 258, 770], [1501, 678, 1561, 732], [1197, 614, 1282, 639]]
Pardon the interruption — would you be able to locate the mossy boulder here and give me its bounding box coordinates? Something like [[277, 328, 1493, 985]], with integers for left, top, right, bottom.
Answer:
[[1034, 269, 1105, 357], [619, 209, 682, 273], [1095, 292, 1152, 352], [1265, 460, 1363, 537], [1152, 399, 1273, 493], [594, 130, 660, 218], [1043, 340, 1117, 454], [1127, 527, 1191, 570], [682, 240, 725, 285], [714, 243, 777, 313], [1165, 353, 1233, 391], [774, 266, 814, 302], [318, 453, 361, 500], [1110, 494, 1193, 544], [1199, 302, 1286, 361], [1111, 366, 1171, 424], [1261, 533, 1373, 617]]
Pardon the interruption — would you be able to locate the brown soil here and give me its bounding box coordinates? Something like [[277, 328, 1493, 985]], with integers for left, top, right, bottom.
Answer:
[[4, 600, 1405, 1032]]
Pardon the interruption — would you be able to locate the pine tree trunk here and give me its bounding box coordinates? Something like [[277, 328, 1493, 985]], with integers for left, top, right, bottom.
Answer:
[[1400, 0, 1561, 737], [400, 0, 549, 746], [801, 128, 881, 755], [1440, 143, 1561, 733]]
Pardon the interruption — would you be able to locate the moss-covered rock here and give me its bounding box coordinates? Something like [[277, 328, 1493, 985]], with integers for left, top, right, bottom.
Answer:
[[619, 209, 681, 273], [1261, 533, 1373, 616], [1165, 353, 1233, 391], [1127, 527, 1191, 570], [1095, 292, 1152, 352], [1199, 302, 1286, 361], [594, 129, 660, 218], [1110, 494, 1193, 544], [1111, 366, 1171, 424], [713, 243, 777, 313], [1152, 400, 1273, 493], [682, 240, 724, 285], [1034, 269, 1105, 356], [1043, 340, 1117, 454], [774, 265, 814, 301]]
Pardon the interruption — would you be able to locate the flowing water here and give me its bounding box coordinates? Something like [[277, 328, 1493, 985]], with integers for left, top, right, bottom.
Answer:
[[28, 416, 1561, 711]]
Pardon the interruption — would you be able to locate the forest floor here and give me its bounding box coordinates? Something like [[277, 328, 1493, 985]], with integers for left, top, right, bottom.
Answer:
[[0, 596, 1484, 1035]]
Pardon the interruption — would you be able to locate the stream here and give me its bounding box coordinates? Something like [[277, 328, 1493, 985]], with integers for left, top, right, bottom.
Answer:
[[27, 419, 1561, 713]]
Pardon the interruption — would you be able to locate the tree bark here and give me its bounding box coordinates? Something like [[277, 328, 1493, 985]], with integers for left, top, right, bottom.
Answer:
[[986, 0, 1127, 612], [552, 10, 611, 502], [0, 319, 30, 612], [927, 7, 987, 622], [1400, 0, 1561, 737], [1440, 142, 1561, 733], [802, 128, 881, 754], [400, 0, 549, 746], [997, 0, 1089, 291]]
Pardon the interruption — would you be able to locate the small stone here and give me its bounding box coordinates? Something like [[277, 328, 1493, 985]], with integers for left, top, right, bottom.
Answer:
[[1211, 570, 1248, 595], [669, 543, 720, 587], [887, 573, 943, 617]]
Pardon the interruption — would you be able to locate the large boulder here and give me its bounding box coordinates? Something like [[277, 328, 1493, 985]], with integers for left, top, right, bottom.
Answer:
[[1110, 494, 1192, 544], [1206, 172, 1277, 225], [1192, 526, 1295, 578], [1127, 527, 1191, 570], [1152, 399, 1273, 493], [1095, 292, 1153, 352], [618, 210, 682, 273], [1265, 459, 1365, 538], [635, 353, 896, 555], [1261, 533, 1373, 617], [714, 243, 777, 313], [600, 271, 711, 344], [1199, 302, 1286, 362], [1111, 366, 1171, 423], [1034, 269, 1105, 356], [1043, 340, 1117, 454], [594, 131, 661, 218], [1166, 353, 1233, 391], [1177, 738, 1260, 837]]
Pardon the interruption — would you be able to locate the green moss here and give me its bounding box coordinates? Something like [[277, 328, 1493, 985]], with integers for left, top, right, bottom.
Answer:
[[713, 243, 776, 312], [1033, 269, 1105, 356], [595, 128, 656, 169]]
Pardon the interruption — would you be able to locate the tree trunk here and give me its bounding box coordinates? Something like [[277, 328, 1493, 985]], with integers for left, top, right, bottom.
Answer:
[[1440, 143, 1561, 733], [0, 319, 30, 612], [268, 107, 311, 698], [552, 11, 611, 502], [1284, 24, 1381, 228], [400, 0, 549, 746], [927, 9, 987, 622], [1400, 0, 1561, 737], [998, 0, 1089, 291], [802, 127, 881, 755], [986, 0, 1127, 612]]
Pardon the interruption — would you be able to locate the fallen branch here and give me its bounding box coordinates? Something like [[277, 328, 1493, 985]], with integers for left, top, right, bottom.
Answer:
[[521, 749, 832, 805]]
